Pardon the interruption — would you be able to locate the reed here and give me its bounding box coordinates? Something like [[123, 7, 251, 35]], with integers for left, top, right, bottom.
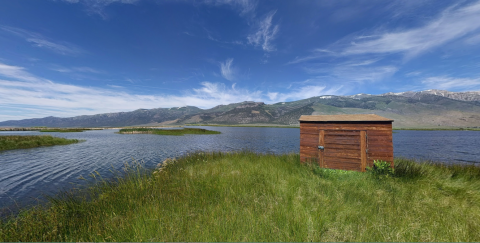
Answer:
[[1, 152, 479, 241], [0, 135, 80, 151]]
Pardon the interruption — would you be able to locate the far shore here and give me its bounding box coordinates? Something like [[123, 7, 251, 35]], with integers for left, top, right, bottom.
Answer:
[[1, 124, 479, 131]]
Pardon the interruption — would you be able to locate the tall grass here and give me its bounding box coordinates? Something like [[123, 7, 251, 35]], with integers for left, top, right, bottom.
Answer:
[[1, 152, 480, 241], [118, 127, 221, 135], [0, 135, 80, 151]]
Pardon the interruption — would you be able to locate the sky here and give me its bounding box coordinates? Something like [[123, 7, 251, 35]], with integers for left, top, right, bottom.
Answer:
[[1, 0, 480, 121]]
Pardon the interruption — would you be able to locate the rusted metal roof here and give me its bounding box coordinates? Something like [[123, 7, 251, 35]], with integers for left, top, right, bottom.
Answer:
[[299, 114, 393, 122]]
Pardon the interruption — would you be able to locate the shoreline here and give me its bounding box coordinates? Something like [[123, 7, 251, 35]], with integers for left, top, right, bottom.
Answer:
[[2, 125, 480, 131]]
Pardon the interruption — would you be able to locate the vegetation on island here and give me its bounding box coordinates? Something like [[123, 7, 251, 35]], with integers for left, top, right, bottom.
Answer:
[[1, 151, 480, 241], [185, 123, 300, 128], [118, 127, 221, 135], [40, 129, 86, 132], [0, 135, 80, 151], [39, 128, 104, 132]]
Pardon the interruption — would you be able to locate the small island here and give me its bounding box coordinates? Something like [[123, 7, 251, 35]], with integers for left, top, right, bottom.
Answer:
[[39, 128, 103, 132], [40, 128, 86, 132], [118, 127, 221, 136], [0, 135, 80, 151]]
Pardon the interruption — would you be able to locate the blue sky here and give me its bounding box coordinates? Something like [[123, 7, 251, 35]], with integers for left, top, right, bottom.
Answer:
[[1, 0, 480, 121]]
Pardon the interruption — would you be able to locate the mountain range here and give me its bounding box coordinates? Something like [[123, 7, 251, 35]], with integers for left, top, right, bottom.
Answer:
[[1, 89, 479, 128]]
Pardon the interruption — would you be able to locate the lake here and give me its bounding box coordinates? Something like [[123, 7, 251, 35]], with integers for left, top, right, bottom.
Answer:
[[0, 127, 479, 210]]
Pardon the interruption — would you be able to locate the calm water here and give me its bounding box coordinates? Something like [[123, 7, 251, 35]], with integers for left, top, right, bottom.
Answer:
[[0, 127, 479, 209]]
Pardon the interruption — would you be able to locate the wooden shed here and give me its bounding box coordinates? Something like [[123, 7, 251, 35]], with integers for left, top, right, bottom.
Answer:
[[299, 114, 394, 172]]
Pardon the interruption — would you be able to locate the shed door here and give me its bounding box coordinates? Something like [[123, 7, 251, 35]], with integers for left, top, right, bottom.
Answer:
[[318, 130, 367, 171]]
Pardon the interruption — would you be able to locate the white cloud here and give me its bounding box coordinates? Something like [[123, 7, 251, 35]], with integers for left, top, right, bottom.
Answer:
[[247, 10, 279, 52], [405, 71, 421, 77], [0, 26, 84, 56], [204, 0, 257, 16], [286, 49, 335, 65], [268, 85, 345, 103], [62, 0, 140, 18], [220, 58, 236, 81], [421, 76, 480, 90], [304, 63, 398, 84], [288, 1, 480, 64], [267, 92, 278, 100], [27, 38, 83, 56], [50, 66, 103, 74], [341, 1, 480, 58], [0, 63, 45, 82]]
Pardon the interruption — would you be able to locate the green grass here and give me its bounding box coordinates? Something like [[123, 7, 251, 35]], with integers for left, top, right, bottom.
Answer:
[[1, 152, 480, 241], [0, 135, 80, 151], [118, 127, 221, 135]]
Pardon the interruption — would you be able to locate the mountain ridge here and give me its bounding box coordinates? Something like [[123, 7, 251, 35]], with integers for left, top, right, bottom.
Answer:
[[1, 90, 479, 128]]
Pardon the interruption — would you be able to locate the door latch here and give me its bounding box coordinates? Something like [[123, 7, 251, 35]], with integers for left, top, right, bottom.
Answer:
[[318, 146, 324, 150]]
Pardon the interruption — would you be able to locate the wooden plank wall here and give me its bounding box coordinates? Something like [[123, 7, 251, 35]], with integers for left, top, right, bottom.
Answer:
[[300, 122, 393, 169]]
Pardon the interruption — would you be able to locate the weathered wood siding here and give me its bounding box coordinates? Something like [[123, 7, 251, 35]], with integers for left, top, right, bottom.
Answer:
[[300, 121, 393, 171]]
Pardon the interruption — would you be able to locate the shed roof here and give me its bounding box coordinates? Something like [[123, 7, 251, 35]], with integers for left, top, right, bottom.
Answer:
[[299, 114, 393, 122]]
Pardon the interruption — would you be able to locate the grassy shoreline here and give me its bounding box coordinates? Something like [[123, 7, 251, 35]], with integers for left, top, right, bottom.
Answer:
[[0, 135, 80, 151], [118, 127, 221, 135], [185, 123, 300, 128], [1, 152, 479, 241], [39, 129, 86, 132]]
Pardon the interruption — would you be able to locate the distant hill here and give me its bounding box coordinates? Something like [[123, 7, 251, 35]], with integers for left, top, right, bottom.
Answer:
[[1, 90, 479, 128]]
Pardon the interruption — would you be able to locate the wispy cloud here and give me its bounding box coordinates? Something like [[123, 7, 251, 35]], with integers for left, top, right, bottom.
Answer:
[[204, 0, 257, 16], [286, 49, 335, 65], [0, 26, 84, 56], [342, 1, 480, 58], [61, 0, 140, 18], [247, 10, 279, 52], [288, 1, 480, 65], [0, 63, 45, 82], [303, 61, 398, 84], [50, 66, 103, 74], [268, 85, 345, 104], [220, 58, 236, 81], [421, 76, 480, 91]]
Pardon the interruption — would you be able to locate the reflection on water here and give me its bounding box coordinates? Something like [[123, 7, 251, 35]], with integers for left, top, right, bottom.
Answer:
[[0, 127, 478, 209]]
